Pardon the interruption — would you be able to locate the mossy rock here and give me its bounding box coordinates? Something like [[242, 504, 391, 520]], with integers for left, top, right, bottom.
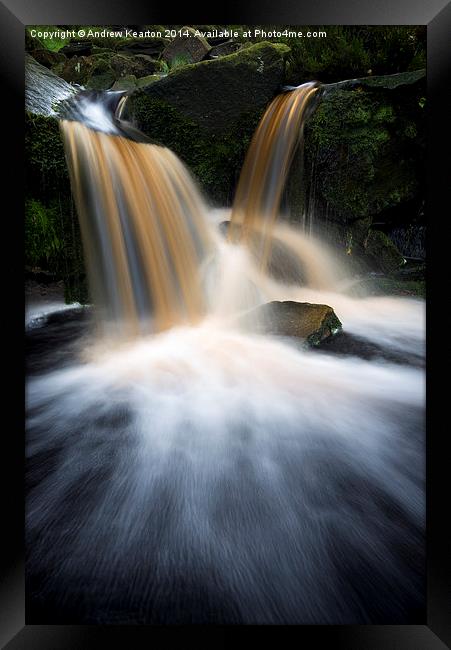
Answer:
[[208, 41, 243, 58], [318, 217, 405, 274], [25, 112, 68, 185], [136, 74, 161, 89], [25, 111, 88, 303], [111, 75, 138, 91], [352, 276, 425, 299], [60, 41, 93, 58], [357, 69, 425, 90], [125, 41, 290, 203], [58, 54, 103, 86], [364, 229, 405, 273], [303, 70, 426, 225], [239, 300, 342, 347], [115, 37, 169, 56], [59, 52, 159, 89], [161, 26, 211, 64], [86, 67, 116, 90], [30, 48, 67, 69], [130, 41, 290, 133]]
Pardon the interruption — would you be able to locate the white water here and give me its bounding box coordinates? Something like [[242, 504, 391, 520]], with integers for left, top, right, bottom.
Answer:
[[26, 218, 425, 624], [25, 301, 83, 329]]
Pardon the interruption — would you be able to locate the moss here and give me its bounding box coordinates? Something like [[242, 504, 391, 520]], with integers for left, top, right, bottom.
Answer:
[[128, 41, 289, 132], [304, 82, 424, 221], [25, 199, 63, 268], [364, 229, 405, 273], [404, 122, 418, 138], [129, 95, 263, 205], [127, 42, 289, 203], [25, 112, 68, 189], [111, 75, 137, 91], [136, 74, 160, 88], [25, 112, 88, 303], [359, 69, 425, 89], [26, 26, 71, 52], [161, 40, 290, 78]]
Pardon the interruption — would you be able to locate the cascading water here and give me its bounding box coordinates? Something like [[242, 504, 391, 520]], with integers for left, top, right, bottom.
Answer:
[[60, 94, 213, 335], [26, 84, 425, 624], [228, 82, 319, 266]]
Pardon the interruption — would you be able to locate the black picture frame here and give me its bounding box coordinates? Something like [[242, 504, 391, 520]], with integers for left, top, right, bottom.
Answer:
[[2, 1, 450, 647]]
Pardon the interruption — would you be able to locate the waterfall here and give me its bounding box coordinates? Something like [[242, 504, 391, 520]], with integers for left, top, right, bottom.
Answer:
[[59, 84, 344, 337], [228, 82, 319, 265], [27, 80, 425, 625], [60, 96, 214, 335]]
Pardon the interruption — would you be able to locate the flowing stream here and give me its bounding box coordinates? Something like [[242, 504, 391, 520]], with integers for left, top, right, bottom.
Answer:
[[26, 85, 425, 624]]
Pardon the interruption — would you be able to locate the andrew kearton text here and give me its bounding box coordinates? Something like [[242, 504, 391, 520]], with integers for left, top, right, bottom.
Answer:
[[28, 27, 327, 41]]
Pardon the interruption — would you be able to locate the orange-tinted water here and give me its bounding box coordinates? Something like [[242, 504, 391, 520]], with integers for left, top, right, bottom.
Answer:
[[228, 82, 319, 266], [61, 120, 212, 335]]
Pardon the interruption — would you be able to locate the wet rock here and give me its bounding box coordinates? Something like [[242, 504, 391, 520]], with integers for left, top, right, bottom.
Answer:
[[323, 69, 426, 93], [356, 69, 425, 90], [219, 221, 307, 284], [117, 38, 168, 57], [132, 54, 160, 73], [208, 41, 242, 58], [58, 54, 109, 87], [207, 36, 232, 46], [25, 54, 75, 117], [30, 49, 66, 69], [240, 300, 342, 347], [162, 26, 211, 64], [389, 223, 425, 259], [100, 52, 158, 79], [136, 75, 160, 89], [320, 218, 406, 276], [132, 41, 290, 133], [391, 260, 425, 280], [303, 69, 426, 227], [59, 52, 159, 90], [364, 229, 405, 273], [316, 331, 424, 367], [60, 41, 93, 58], [111, 75, 137, 91], [85, 63, 116, 90]]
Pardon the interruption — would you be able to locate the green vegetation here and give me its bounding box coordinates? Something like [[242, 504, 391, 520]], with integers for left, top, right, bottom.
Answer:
[[304, 73, 425, 222], [26, 26, 71, 52], [25, 112, 88, 303], [25, 198, 63, 266], [130, 96, 262, 203], [25, 26, 426, 301], [228, 25, 426, 84], [159, 55, 192, 73]]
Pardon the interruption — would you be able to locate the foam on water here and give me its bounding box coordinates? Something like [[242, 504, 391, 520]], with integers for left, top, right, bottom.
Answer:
[[26, 87, 425, 624], [26, 288, 425, 623]]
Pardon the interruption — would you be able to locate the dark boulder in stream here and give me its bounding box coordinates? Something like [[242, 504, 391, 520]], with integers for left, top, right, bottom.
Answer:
[[239, 300, 342, 347]]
